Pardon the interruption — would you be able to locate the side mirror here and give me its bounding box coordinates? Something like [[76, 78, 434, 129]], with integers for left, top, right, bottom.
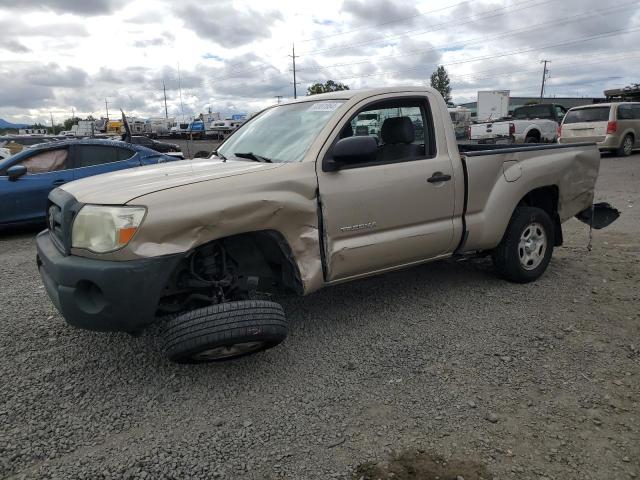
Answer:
[[329, 136, 378, 170], [7, 164, 27, 181]]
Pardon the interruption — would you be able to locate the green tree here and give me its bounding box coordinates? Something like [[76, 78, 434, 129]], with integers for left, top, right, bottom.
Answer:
[[306, 80, 350, 96], [63, 117, 81, 131], [430, 66, 452, 103]]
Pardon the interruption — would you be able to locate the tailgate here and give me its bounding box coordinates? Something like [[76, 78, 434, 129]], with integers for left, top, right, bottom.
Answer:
[[470, 122, 510, 140], [562, 121, 607, 141]]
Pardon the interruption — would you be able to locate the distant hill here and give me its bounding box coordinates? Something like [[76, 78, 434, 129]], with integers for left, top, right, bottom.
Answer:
[[0, 118, 31, 129]]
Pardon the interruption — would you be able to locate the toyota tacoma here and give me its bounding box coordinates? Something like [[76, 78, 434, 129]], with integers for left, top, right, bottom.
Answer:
[[36, 87, 616, 363]]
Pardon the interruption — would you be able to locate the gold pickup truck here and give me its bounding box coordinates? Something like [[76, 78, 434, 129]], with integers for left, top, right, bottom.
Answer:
[[36, 87, 616, 363]]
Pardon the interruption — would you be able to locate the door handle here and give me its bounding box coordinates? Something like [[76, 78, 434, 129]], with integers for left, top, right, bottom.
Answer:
[[52, 179, 66, 186], [427, 173, 452, 183]]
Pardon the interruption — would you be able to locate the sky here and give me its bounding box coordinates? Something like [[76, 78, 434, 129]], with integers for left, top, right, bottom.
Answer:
[[1, 0, 639, 124]]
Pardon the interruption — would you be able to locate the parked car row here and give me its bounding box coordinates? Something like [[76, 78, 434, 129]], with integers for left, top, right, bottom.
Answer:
[[0, 134, 184, 159], [467, 101, 639, 156], [0, 139, 182, 226]]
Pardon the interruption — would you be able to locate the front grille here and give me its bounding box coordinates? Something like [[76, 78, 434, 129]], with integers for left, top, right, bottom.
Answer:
[[47, 188, 82, 255]]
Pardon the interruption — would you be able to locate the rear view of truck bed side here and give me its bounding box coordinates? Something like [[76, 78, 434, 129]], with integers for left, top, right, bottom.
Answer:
[[456, 143, 600, 253]]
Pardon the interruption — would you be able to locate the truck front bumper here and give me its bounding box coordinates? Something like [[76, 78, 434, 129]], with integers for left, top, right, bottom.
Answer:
[[36, 230, 183, 333]]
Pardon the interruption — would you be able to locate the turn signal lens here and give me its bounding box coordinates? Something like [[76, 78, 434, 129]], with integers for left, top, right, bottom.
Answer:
[[117, 226, 138, 245]]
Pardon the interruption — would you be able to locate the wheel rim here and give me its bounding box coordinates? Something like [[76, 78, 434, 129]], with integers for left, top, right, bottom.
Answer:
[[624, 136, 633, 155], [192, 341, 266, 361], [518, 222, 547, 270]]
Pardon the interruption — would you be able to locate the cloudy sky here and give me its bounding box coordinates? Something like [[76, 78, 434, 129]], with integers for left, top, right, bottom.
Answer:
[[1, 0, 639, 124]]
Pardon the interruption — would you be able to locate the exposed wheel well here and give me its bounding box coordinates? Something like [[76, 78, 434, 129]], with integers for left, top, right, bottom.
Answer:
[[525, 129, 541, 141], [221, 230, 303, 295], [517, 185, 563, 246], [157, 230, 303, 315]]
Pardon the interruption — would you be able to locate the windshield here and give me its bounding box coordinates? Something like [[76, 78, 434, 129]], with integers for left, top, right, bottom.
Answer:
[[217, 100, 345, 163], [564, 107, 611, 124]]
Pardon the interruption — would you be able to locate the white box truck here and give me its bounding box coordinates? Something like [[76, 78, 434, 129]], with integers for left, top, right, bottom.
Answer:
[[477, 90, 510, 122]]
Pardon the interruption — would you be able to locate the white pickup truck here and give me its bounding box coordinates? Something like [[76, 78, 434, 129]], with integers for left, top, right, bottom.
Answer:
[[470, 103, 567, 144]]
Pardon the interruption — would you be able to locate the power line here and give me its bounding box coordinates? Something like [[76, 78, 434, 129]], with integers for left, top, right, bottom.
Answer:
[[298, 0, 472, 43], [201, 0, 552, 82], [320, 25, 640, 82], [298, 0, 553, 56], [295, 2, 638, 73]]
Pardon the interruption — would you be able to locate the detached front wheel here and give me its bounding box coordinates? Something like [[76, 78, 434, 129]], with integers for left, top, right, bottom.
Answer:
[[163, 300, 288, 363], [492, 206, 554, 283]]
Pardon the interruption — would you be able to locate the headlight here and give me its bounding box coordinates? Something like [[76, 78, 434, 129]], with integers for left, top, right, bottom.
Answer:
[[71, 205, 146, 253]]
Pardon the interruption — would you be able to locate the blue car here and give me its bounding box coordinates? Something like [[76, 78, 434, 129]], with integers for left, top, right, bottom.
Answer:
[[0, 138, 178, 226]]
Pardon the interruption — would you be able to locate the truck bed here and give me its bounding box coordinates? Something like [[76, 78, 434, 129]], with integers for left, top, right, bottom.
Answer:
[[456, 141, 599, 253]]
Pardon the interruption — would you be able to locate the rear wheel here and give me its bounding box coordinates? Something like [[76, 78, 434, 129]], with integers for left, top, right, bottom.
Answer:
[[492, 206, 554, 283], [524, 135, 538, 143], [616, 134, 634, 157], [163, 300, 287, 363]]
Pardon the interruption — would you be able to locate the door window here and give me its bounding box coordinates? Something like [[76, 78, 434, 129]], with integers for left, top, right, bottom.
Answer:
[[18, 149, 69, 174], [632, 105, 640, 120], [617, 104, 631, 120], [76, 145, 121, 167], [617, 104, 633, 120], [334, 98, 435, 166]]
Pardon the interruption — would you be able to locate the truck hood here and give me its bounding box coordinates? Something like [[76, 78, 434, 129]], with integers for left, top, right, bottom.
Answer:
[[62, 158, 283, 205]]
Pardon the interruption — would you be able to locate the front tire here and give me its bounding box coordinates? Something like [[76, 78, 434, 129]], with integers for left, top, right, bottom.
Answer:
[[163, 300, 288, 363], [492, 206, 554, 283]]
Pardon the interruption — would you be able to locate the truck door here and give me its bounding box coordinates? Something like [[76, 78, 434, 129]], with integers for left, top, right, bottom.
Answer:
[[317, 94, 456, 281]]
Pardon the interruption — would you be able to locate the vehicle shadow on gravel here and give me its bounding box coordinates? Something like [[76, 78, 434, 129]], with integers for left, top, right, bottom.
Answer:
[[61, 255, 500, 377], [0, 223, 43, 239]]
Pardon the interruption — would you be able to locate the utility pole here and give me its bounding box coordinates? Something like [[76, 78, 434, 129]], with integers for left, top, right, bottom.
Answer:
[[275, 95, 283, 104], [163, 81, 169, 119], [289, 43, 298, 99], [50, 112, 55, 134], [539, 60, 550, 101], [104, 98, 110, 122]]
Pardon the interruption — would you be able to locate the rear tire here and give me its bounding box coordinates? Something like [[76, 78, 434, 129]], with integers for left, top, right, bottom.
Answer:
[[616, 134, 634, 157], [163, 300, 287, 363], [492, 206, 554, 283], [524, 135, 537, 143]]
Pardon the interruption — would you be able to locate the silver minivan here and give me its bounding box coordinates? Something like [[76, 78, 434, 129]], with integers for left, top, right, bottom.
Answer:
[[558, 102, 640, 156]]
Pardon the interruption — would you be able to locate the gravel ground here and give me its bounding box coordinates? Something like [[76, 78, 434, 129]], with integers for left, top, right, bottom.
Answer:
[[1, 153, 638, 479]]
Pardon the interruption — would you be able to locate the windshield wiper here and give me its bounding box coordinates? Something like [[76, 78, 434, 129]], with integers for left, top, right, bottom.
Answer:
[[234, 152, 272, 163]]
